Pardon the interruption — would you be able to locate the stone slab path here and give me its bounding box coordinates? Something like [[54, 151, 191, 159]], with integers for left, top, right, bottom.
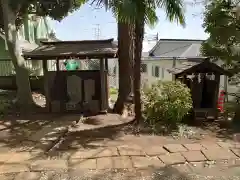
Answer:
[[0, 141, 239, 173], [0, 114, 240, 179]]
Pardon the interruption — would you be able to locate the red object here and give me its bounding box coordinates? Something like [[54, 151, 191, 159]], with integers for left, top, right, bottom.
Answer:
[[217, 90, 225, 112]]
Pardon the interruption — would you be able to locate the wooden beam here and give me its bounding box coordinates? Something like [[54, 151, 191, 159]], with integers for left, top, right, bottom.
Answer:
[[214, 74, 220, 119], [56, 58, 60, 71], [23, 53, 117, 61], [172, 74, 176, 81], [100, 58, 106, 112], [104, 58, 108, 72], [42, 60, 50, 112], [105, 58, 109, 108]]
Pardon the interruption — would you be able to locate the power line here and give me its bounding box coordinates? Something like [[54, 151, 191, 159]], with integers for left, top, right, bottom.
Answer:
[[93, 22, 116, 40], [93, 24, 100, 40]]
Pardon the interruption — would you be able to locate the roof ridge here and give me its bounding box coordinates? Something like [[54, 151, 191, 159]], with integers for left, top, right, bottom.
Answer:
[[159, 38, 205, 41], [40, 38, 114, 44]]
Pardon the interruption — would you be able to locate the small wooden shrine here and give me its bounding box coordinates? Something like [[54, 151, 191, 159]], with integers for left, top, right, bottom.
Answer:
[[168, 58, 231, 119], [23, 39, 117, 114]]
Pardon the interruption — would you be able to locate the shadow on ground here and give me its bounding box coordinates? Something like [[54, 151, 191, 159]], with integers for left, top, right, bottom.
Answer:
[[184, 119, 234, 141], [0, 113, 80, 153], [56, 125, 124, 151]]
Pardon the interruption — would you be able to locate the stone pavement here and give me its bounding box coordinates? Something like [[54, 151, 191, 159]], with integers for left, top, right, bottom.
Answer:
[[0, 141, 240, 174], [0, 114, 240, 179]]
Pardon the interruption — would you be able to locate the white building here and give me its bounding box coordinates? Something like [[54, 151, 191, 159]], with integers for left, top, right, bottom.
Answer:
[[109, 38, 238, 101]]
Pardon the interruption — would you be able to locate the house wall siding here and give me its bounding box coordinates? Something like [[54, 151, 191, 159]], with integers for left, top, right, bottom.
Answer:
[[0, 15, 53, 76]]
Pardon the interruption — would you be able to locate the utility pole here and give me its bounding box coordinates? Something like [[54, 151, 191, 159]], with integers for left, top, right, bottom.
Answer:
[[94, 24, 100, 40]]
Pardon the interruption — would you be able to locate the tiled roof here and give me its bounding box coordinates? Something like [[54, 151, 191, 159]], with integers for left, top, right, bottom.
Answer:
[[149, 39, 205, 58], [168, 59, 231, 76], [23, 39, 118, 60]]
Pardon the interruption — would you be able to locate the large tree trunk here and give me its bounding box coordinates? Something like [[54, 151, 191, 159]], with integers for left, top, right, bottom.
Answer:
[[1, 0, 34, 112], [113, 22, 134, 114], [133, 20, 144, 123]]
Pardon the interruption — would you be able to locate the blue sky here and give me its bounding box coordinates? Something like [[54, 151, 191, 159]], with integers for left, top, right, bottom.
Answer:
[[50, 2, 208, 41]]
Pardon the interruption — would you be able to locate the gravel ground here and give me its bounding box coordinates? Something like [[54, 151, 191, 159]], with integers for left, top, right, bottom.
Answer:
[[3, 166, 240, 180]]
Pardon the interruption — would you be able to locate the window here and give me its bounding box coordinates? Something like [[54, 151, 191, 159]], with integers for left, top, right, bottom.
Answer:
[[141, 63, 147, 73], [152, 65, 160, 77]]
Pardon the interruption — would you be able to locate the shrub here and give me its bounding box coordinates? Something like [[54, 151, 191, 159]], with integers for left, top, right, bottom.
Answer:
[[109, 87, 118, 95], [0, 100, 11, 116], [142, 80, 193, 131]]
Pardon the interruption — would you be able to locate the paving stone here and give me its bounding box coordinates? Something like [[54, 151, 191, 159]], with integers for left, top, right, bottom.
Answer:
[[96, 147, 119, 157], [7, 152, 37, 163], [183, 143, 205, 151], [112, 156, 133, 169], [201, 142, 221, 150], [132, 156, 164, 168], [181, 151, 206, 162], [97, 157, 113, 169], [232, 143, 240, 149], [0, 144, 12, 153], [14, 172, 41, 180], [28, 123, 67, 142], [217, 142, 235, 149], [0, 174, 16, 180], [144, 146, 167, 156], [231, 148, 240, 157], [0, 163, 29, 174], [71, 148, 116, 159], [69, 158, 97, 169], [33, 141, 54, 152], [71, 147, 118, 159], [118, 146, 144, 156], [163, 144, 187, 153], [202, 149, 237, 161], [234, 158, 240, 166], [159, 153, 186, 165], [0, 152, 15, 164], [30, 159, 67, 171]]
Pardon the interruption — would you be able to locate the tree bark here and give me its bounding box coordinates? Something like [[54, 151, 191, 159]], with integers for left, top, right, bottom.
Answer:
[[1, 0, 34, 112], [133, 20, 144, 124], [113, 22, 134, 114]]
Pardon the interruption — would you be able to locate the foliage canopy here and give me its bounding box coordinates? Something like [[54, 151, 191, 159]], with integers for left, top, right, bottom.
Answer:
[[0, 0, 86, 31], [201, 0, 240, 64]]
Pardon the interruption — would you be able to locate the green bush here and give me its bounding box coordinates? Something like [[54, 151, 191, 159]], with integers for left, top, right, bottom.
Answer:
[[223, 101, 238, 119], [109, 87, 118, 95], [142, 80, 193, 130], [0, 101, 11, 115]]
